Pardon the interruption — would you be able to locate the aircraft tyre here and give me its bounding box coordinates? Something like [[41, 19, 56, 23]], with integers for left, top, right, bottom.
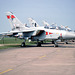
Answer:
[[52, 41, 55, 44], [54, 41, 58, 47], [37, 42, 41, 47], [72, 40, 74, 42], [41, 41, 43, 44], [54, 44, 58, 47], [21, 42, 25, 47], [65, 42, 68, 44]]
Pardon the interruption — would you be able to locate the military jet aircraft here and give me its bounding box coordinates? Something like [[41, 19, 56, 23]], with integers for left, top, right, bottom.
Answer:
[[43, 20, 75, 44], [2, 12, 75, 47]]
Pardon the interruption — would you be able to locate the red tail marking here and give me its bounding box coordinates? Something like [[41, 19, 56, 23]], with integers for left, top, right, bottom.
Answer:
[[46, 32, 48, 35], [7, 15, 10, 19], [11, 15, 15, 18]]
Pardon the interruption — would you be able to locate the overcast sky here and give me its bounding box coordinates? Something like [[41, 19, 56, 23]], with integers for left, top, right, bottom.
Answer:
[[0, 0, 75, 32]]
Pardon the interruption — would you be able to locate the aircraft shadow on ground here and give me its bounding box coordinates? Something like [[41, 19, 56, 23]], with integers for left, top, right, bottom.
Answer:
[[59, 45, 75, 48], [20, 43, 75, 48]]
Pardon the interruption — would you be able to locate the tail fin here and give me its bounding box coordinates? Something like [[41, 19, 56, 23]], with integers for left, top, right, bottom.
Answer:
[[28, 18, 39, 27], [6, 12, 24, 30], [43, 21, 50, 29], [43, 21, 49, 26]]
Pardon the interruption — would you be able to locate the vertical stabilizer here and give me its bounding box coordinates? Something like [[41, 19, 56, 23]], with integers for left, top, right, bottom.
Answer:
[[43, 21, 49, 29], [6, 12, 24, 30], [43, 21, 49, 26], [28, 18, 39, 27]]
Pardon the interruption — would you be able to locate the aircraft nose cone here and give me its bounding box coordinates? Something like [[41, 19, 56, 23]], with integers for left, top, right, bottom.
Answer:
[[63, 31, 75, 39], [66, 32, 75, 39]]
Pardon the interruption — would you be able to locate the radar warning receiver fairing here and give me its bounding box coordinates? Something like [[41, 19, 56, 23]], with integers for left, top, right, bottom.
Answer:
[[2, 12, 75, 47]]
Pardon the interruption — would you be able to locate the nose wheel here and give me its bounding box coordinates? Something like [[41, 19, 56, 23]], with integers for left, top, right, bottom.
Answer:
[[54, 44, 58, 47], [65, 40, 68, 44], [54, 41, 58, 47], [65, 41, 68, 44]]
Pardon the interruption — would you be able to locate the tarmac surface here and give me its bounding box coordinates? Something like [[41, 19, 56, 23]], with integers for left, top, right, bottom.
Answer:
[[0, 42, 75, 75]]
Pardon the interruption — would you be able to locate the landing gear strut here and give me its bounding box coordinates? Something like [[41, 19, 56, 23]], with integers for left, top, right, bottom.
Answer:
[[54, 44, 58, 47], [65, 41, 68, 44], [37, 42, 41, 47], [37, 39, 41, 47], [41, 41, 43, 44], [54, 41, 58, 47], [52, 41, 55, 44]]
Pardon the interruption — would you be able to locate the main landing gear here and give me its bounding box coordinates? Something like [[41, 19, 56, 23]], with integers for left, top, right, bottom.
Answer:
[[52, 41, 55, 44], [65, 40, 68, 44], [21, 42, 25, 47], [53, 41, 58, 47], [37, 42, 41, 47], [54, 43, 58, 47], [65, 42, 68, 44], [21, 39, 58, 47], [37, 40, 41, 47], [21, 40, 26, 47]]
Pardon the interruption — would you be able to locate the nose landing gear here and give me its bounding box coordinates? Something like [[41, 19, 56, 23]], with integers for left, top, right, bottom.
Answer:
[[54, 41, 58, 47]]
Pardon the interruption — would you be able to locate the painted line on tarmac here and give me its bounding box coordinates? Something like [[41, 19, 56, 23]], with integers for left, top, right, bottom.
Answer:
[[39, 55, 46, 59], [0, 69, 13, 74]]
